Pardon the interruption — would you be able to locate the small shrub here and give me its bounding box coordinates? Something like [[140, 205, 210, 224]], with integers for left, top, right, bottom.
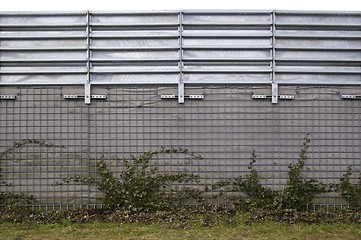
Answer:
[[339, 166, 361, 209], [232, 151, 277, 210], [280, 135, 327, 211], [0, 193, 35, 207], [65, 147, 204, 212], [231, 135, 327, 211]]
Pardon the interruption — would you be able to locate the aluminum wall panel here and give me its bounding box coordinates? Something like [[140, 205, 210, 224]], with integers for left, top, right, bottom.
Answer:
[[275, 12, 361, 85], [182, 12, 272, 84], [88, 12, 180, 84], [1, 10, 361, 85], [0, 12, 87, 85]]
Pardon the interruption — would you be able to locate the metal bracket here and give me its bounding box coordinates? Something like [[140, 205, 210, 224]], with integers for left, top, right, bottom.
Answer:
[[252, 94, 294, 100], [161, 94, 204, 100], [188, 95, 204, 99], [64, 94, 106, 100], [272, 82, 278, 104], [84, 82, 91, 104], [342, 95, 361, 100], [178, 82, 184, 103], [0, 95, 16, 100]]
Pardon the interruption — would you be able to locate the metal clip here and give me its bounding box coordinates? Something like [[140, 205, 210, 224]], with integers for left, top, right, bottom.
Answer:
[[252, 94, 294, 100], [0, 95, 16, 100], [161, 95, 176, 99], [188, 95, 204, 99], [161, 95, 204, 100], [342, 95, 361, 100], [63, 95, 106, 100]]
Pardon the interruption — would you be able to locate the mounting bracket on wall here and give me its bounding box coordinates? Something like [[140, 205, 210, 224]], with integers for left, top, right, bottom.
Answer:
[[0, 95, 16, 100], [161, 95, 204, 100], [342, 95, 361, 100], [252, 94, 294, 100], [63, 94, 106, 100], [84, 82, 91, 104], [272, 83, 278, 104]]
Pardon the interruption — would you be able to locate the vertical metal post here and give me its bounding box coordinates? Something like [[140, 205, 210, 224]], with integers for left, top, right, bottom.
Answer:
[[178, 11, 185, 104], [85, 11, 91, 104], [271, 11, 278, 104], [0, 20, 2, 86]]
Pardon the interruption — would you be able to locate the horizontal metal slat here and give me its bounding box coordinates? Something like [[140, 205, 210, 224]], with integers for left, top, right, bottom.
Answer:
[[274, 10, 361, 15], [90, 46, 179, 51], [183, 66, 272, 73], [275, 67, 361, 74], [277, 79, 361, 85], [276, 58, 361, 63], [0, 81, 86, 86], [91, 66, 179, 74], [183, 70, 272, 73], [91, 58, 179, 63], [90, 33, 179, 39], [275, 33, 361, 39], [183, 45, 272, 50], [183, 32, 272, 38], [0, 69, 87, 74], [90, 22, 178, 27], [0, 23, 86, 28], [0, 35, 87, 40], [183, 10, 272, 14], [185, 78, 271, 84], [91, 78, 179, 85], [0, 47, 87, 51], [275, 46, 361, 51], [275, 23, 361, 28], [0, 59, 87, 63], [0, 11, 86, 15], [183, 23, 272, 27], [183, 57, 272, 62], [90, 11, 177, 15]]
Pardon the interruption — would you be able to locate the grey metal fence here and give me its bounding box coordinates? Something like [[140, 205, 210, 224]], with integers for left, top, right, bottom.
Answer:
[[0, 11, 361, 209]]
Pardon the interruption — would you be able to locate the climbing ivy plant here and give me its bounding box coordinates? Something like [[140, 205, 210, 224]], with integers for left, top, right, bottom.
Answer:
[[64, 147, 204, 212], [0, 140, 64, 206], [280, 135, 327, 211], [231, 135, 327, 211], [339, 166, 361, 209], [232, 151, 276, 210]]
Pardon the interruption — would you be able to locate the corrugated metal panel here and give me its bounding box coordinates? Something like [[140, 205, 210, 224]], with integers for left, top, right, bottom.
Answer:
[[1, 11, 360, 86], [0, 12, 87, 85], [275, 12, 361, 85]]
